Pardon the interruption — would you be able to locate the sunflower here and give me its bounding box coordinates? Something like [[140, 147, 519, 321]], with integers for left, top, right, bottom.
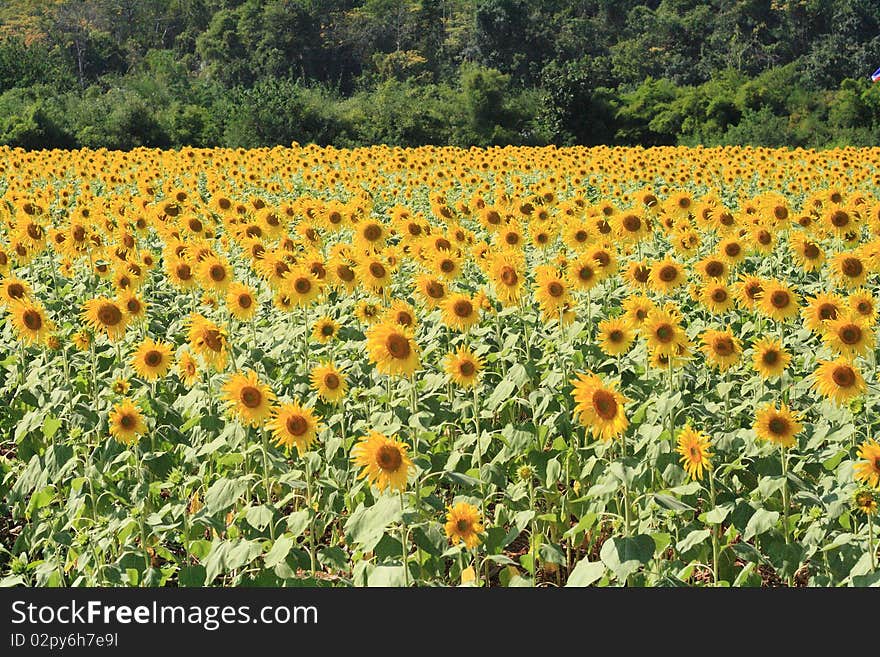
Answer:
[[226, 282, 258, 321], [848, 289, 878, 325], [829, 250, 868, 288], [81, 296, 129, 342], [166, 257, 198, 289], [220, 370, 275, 427], [8, 300, 53, 345], [365, 321, 420, 377], [286, 266, 323, 307], [111, 377, 130, 395], [444, 502, 484, 549], [351, 430, 412, 492], [357, 254, 392, 293], [699, 282, 734, 314], [570, 371, 629, 442], [72, 330, 91, 352], [694, 256, 728, 281], [432, 249, 462, 281], [676, 425, 712, 481], [267, 402, 322, 456], [534, 270, 570, 316], [643, 304, 687, 356], [758, 279, 799, 322], [822, 313, 874, 358], [622, 294, 655, 327], [197, 255, 232, 292], [0, 276, 31, 307], [802, 292, 845, 333], [812, 358, 866, 406], [700, 328, 741, 371], [186, 313, 227, 369], [384, 299, 418, 329], [597, 317, 635, 356], [717, 236, 746, 265], [131, 338, 174, 381], [649, 257, 686, 294], [623, 260, 651, 290], [442, 292, 480, 332], [733, 275, 765, 311], [568, 255, 601, 292], [751, 337, 790, 380], [853, 488, 879, 515], [309, 361, 348, 403], [444, 345, 483, 388], [789, 233, 825, 272], [854, 440, 880, 489], [312, 316, 339, 343], [108, 398, 148, 446], [118, 291, 147, 324], [489, 255, 523, 306], [414, 273, 447, 308], [753, 402, 802, 449], [177, 350, 199, 387]]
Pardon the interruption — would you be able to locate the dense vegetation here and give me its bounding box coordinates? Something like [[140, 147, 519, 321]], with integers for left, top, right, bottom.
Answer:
[[2, 0, 880, 149]]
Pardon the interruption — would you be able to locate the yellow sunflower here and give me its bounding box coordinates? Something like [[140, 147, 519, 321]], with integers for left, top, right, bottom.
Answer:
[[444, 345, 483, 388], [643, 304, 687, 356], [177, 350, 199, 387], [81, 297, 129, 342], [854, 440, 880, 489], [220, 370, 275, 427], [802, 292, 845, 333], [597, 317, 635, 356], [309, 361, 348, 403], [758, 279, 799, 322], [751, 337, 790, 380], [351, 431, 413, 492], [108, 398, 148, 446], [8, 300, 53, 345], [131, 337, 174, 381], [365, 321, 420, 377], [570, 371, 629, 442], [311, 316, 339, 343], [444, 502, 484, 549], [649, 257, 687, 294], [822, 313, 874, 358], [267, 402, 322, 456], [753, 402, 802, 449], [700, 328, 741, 371], [187, 313, 228, 370], [812, 358, 866, 406], [442, 293, 481, 332], [226, 281, 258, 321], [848, 289, 877, 325], [676, 425, 712, 481]]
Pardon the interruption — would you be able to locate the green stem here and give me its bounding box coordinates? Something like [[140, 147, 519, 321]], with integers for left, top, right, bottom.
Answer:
[[473, 382, 484, 587], [621, 432, 631, 537], [261, 432, 275, 540], [709, 467, 719, 586], [529, 476, 537, 587], [399, 490, 409, 587], [868, 511, 876, 573], [781, 446, 790, 546], [304, 458, 317, 577]]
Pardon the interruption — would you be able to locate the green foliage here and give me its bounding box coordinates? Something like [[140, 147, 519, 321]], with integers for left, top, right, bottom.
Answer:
[[1, 0, 880, 148]]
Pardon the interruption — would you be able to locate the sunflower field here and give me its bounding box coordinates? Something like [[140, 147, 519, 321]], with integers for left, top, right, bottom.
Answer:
[[1, 144, 880, 588]]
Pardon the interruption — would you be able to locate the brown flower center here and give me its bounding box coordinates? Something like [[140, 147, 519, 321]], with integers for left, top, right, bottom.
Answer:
[[144, 350, 162, 367], [574, 229, 588, 243], [713, 337, 734, 356], [762, 349, 779, 365], [547, 282, 564, 298], [363, 224, 382, 241], [23, 309, 42, 330], [803, 243, 820, 259], [369, 262, 386, 279], [323, 373, 340, 389], [203, 328, 223, 352], [830, 210, 849, 227], [376, 444, 402, 471], [386, 333, 411, 359], [724, 242, 741, 257], [456, 518, 470, 533], [711, 288, 728, 303], [622, 214, 641, 232], [286, 415, 308, 436], [770, 290, 790, 309], [832, 365, 856, 388], [240, 386, 262, 409], [655, 324, 674, 343], [440, 259, 455, 273], [592, 390, 619, 420], [119, 413, 136, 429], [459, 360, 476, 376], [658, 265, 679, 282], [321, 323, 335, 336], [294, 277, 312, 294], [453, 300, 473, 318], [98, 303, 122, 327], [839, 324, 862, 345], [768, 417, 789, 436], [609, 329, 624, 343], [500, 266, 518, 286], [705, 261, 724, 278], [818, 303, 838, 321], [209, 264, 226, 282], [337, 265, 355, 282], [426, 281, 444, 299], [842, 257, 863, 277]]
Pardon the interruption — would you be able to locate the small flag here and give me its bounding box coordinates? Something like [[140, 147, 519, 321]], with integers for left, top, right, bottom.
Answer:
[[872, 67, 880, 82]]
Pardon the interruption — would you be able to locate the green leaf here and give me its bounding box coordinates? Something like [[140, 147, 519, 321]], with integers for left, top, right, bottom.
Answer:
[[264, 536, 294, 568], [654, 494, 694, 512], [565, 559, 605, 587], [485, 379, 516, 411], [600, 535, 655, 581], [676, 529, 711, 553], [42, 416, 62, 440], [367, 565, 406, 587], [245, 505, 273, 531], [344, 495, 401, 551], [286, 510, 310, 539], [743, 509, 780, 541], [205, 478, 247, 514], [178, 565, 206, 587], [703, 503, 734, 525]]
